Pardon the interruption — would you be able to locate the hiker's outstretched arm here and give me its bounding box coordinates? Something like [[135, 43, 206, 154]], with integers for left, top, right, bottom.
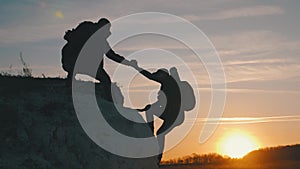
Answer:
[[106, 49, 131, 66], [133, 65, 159, 82]]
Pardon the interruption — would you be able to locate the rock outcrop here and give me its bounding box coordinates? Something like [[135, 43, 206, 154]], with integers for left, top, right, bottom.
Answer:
[[0, 76, 159, 169]]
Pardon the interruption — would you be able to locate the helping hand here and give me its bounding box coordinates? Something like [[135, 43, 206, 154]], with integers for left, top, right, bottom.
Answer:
[[129, 59, 139, 69]]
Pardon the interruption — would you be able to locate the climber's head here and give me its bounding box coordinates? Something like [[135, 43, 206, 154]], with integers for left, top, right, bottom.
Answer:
[[98, 18, 111, 38], [153, 68, 169, 79]]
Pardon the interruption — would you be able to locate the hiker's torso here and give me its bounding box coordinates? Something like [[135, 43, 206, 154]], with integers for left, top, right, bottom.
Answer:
[[158, 76, 181, 120]]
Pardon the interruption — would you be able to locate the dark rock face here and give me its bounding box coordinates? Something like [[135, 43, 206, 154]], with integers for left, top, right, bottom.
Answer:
[[0, 77, 159, 169]]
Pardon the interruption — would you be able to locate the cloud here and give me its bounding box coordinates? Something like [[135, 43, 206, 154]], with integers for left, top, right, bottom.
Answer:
[[0, 24, 65, 45], [184, 5, 284, 21], [212, 31, 300, 55], [0, 2, 285, 46], [124, 83, 300, 94], [109, 30, 300, 93], [0, 0, 297, 90], [209, 31, 300, 83], [225, 63, 300, 83], [0, 0, 111, 45], [187, 115, 300, 125]]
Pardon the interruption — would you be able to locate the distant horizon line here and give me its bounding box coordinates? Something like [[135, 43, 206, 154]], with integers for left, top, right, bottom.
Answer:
[[162, 143, 300, 162]]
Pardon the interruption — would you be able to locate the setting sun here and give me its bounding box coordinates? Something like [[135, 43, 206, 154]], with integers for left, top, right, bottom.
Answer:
[[217, 130, 259, 158]]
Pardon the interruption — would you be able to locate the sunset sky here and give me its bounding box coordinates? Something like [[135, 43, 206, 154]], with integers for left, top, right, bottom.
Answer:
[[1, 0, 300, 160]]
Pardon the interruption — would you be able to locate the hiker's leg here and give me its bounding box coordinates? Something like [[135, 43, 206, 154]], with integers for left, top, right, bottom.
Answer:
[[63, 63, 74, 86], [156, 121, 174, 164], [96, 65, 113, 101], [146, 109, 155, 133], [96, 67, 112, 85], [157, 133, 166, 164], [65, 71, 73, 87], [67, 71, 73, 79]]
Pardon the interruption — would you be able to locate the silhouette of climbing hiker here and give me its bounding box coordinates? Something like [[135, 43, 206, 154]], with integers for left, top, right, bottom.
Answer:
[[134, 67, 181, 134], [61, 18, 136, 99], [132, 62, 196, 163]]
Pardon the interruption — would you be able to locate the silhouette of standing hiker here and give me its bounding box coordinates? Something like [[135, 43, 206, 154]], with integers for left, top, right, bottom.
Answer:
[[132, 62, 196, 163], [61, 18, 136, 91]]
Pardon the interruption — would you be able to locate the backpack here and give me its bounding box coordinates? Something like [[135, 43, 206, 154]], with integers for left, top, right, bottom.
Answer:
[[61, 21, 100, 72], [170, 67, 196, 111], [179, 81, 196, 111]]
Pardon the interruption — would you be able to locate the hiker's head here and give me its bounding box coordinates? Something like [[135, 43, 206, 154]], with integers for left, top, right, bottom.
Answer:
[[97, 18, 111, 37], [98, 18, 111, 27], [153, 68, 169, 79]]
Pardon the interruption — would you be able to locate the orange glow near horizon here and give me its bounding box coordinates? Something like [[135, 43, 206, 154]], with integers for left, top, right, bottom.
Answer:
[[217, 130, 260, 158]]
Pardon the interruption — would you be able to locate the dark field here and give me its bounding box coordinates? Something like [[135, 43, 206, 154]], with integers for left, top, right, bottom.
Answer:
[[161, 161, 300, 169], [161, 145, 300, 169]]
